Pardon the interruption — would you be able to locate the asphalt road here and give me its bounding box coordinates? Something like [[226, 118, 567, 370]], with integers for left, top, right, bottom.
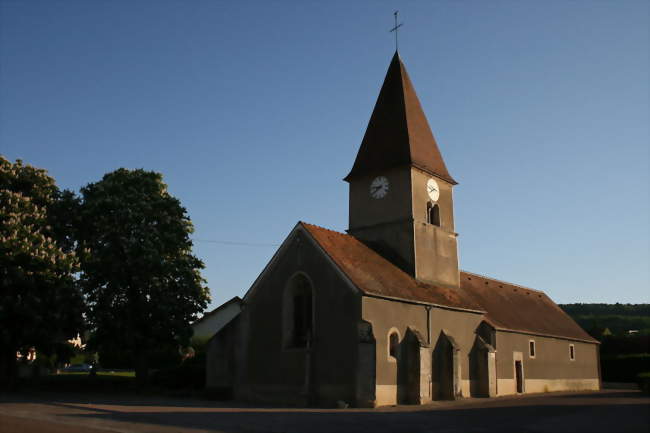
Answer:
[[0, 389, 648, 433]]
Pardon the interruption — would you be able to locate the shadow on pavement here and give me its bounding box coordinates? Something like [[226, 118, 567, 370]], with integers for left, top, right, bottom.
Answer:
[[47, 393, 650, 433], [1, 390, 648, 433]]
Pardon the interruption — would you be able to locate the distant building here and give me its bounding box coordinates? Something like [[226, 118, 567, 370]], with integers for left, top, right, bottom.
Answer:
[[205, 52, 600, 407], [16, 347, 36, 363], [15, 334, 84, 364], [68, 333, 85, 349]]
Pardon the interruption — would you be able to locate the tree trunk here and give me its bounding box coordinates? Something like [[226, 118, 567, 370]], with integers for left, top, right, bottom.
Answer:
[[0, 347, 18, 391], [134, 349, 149, 389]]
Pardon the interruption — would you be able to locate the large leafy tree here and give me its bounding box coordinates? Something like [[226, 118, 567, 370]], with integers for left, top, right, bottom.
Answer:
[[0, 156, 83, 386], [77, 168, 209, 384]]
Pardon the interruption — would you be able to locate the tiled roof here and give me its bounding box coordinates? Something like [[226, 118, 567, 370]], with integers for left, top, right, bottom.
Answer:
[[302, 222, 597, 343], [344, 52, 456, 184], [193, 296, 241, 325], [302, 222, 482, 312], [459, 272, 597, 343]]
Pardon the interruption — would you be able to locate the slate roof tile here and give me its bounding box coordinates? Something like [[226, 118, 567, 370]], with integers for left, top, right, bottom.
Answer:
[[344, 52, 456, 184]]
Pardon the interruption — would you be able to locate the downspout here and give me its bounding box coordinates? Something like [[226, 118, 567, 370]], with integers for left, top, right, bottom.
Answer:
[[425, 306, 431, 345], [425, 306, 432, 401], [305, 333, 312, 405]]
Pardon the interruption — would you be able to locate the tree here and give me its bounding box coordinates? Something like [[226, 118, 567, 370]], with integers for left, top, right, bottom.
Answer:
[[77, 168, 210, 384], [0, 156, 84, 387]]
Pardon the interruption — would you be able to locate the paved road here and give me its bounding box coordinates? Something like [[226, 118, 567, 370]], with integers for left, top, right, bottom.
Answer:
[[1, 390, 648, 433]]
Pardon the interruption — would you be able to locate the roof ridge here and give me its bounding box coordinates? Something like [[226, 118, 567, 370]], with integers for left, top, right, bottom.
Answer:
[[193, 296, 241, 324], [300, 221, 350, 237], [461, 270, 547, 295]]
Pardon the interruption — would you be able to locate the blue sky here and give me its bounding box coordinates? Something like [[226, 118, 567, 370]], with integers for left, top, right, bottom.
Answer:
[[1, 0, 648, 309]]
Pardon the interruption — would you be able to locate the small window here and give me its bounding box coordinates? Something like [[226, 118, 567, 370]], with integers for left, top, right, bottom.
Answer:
[[427, 202, 440, 226], [529, 340, 536, 358], [389, 331, 399, 359], [569, 344, 575, 361]]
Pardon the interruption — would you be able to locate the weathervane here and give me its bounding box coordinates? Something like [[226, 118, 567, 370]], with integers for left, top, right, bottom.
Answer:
[[389, 10, 403, 51]]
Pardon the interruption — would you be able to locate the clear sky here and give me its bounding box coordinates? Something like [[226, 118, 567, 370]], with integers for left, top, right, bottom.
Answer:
[[1, 0, 648, 310]]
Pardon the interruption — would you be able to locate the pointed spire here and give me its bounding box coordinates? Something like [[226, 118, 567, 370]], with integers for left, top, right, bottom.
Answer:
[[345, 52, 456, 184]]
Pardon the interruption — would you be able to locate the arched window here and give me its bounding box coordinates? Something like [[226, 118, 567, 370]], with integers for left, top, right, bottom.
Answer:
[[283, 274, 314, 349], [427, 202, 441, 226], [389, 331, 399, 359]]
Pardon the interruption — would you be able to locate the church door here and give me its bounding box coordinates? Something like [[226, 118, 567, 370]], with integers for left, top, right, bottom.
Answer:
[[515, 360, 524, 393]]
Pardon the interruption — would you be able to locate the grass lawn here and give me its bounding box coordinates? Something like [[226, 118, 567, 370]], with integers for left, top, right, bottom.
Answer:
[[98, 371, 135, 377], [58, 371, 135, 377], [18, 370, 139, 394]]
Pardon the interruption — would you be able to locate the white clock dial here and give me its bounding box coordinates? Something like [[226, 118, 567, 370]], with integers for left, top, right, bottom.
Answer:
[[427, 178, 440, 202], [370, 176, 389, 199]]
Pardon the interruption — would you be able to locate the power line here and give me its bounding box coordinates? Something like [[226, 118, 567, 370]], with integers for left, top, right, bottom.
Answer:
[[191, 239, 280, 247]]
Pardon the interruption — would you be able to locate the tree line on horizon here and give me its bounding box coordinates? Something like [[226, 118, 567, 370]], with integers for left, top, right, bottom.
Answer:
[[559, 303, 650, 338], [560, 303, 650, 383], [0, 155, 210, 389]]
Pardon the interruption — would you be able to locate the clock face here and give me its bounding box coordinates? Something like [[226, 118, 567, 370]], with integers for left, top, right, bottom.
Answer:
[[427, 178, 440, 201], [370, 176, 389, 199]]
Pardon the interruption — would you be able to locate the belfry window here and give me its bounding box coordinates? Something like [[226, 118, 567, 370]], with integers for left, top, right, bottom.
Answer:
[[283, 274, 314, 349], [427, 202, 441, 226], [388, 331, 399, 359], [569, 344, 575, 361], [529, 340, 536, 358]]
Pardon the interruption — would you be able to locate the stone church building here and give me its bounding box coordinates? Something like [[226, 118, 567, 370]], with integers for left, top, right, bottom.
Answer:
[[205, 52, 600, 407]]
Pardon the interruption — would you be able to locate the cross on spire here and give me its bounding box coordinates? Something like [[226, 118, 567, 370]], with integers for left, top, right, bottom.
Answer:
[[389, 10, 403, 51]]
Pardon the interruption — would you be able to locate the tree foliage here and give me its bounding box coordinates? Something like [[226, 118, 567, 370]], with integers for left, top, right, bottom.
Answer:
[[560, 303, 650, 318], [77, 168, 209, 382], [0, 156, 83, 385], [560, 303, 650, 337]]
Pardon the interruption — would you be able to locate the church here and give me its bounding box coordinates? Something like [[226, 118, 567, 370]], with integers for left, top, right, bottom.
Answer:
[[205, 52, 601, 407]]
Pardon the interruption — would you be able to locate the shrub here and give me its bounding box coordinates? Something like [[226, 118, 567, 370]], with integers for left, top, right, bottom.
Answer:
[[150, 351, 205, 390], [600, 335, 650, 356], [97, 343, 180, 370], [601, 353, 650, 382]]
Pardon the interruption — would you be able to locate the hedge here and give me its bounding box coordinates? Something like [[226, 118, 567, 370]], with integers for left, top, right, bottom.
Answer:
[[601, 354, 650, 382]]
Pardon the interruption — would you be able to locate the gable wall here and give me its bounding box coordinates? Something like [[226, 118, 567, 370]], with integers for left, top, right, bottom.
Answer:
[[362, 296, 483, 406], [494, 331, 600, 395], [237, 231, 361, 406]]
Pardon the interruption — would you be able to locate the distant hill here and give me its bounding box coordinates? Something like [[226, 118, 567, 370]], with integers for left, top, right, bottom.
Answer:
[[559, 303, 650, 337]]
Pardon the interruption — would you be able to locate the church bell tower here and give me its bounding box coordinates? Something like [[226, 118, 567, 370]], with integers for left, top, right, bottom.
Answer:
[[345, 52, 460, 289]]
